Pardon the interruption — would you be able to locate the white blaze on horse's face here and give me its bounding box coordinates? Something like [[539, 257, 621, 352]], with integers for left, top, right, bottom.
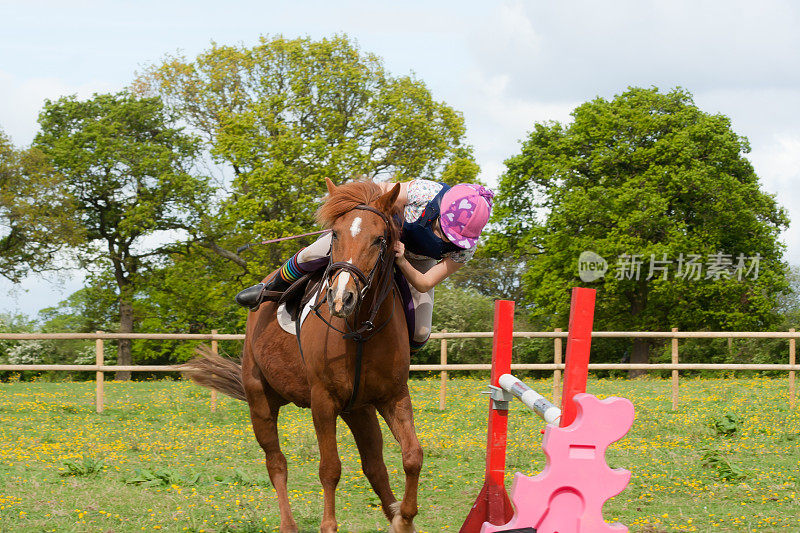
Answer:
[[327, 210, 386, 318], [333, 258, 353, 303], [350, 217, 362, 237]]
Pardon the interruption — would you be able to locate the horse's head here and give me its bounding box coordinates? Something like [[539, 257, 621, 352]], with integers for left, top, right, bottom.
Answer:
[[317, 178, 400, 318]]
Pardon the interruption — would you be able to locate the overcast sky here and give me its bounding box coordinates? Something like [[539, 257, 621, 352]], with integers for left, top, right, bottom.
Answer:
[[1, 0, 799, 317]]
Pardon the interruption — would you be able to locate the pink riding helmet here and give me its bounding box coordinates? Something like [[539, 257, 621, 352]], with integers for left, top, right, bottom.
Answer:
[[439, 184, 495, 249]]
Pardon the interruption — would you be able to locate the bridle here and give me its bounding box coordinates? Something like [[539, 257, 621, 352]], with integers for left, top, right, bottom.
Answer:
[[306, 204, 399, 412], [319, 205, 396, 337]]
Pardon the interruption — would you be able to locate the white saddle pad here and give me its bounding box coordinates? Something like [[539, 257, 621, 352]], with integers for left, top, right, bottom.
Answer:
[[276, 281, 325, 335]]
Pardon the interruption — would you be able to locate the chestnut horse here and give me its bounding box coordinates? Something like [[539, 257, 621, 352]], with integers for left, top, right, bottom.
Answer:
[[182, 179, 422, 533]]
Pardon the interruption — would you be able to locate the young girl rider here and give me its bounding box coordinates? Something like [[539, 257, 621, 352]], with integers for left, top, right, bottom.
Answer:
[[235, 179, 494, 352]]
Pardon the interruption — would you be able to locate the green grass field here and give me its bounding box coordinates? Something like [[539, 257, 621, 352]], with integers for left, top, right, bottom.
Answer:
[[1, 376, 799, 532]]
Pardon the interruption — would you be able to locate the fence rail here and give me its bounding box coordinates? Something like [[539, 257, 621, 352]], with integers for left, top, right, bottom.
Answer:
[[0, 328, 796, 413], [3, 331, 800, 340]]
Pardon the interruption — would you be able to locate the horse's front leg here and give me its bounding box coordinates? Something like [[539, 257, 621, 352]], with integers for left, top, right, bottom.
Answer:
[[341, 405, 398, 522], [378, 388, 423, 533], [311, 387, 342, 533]]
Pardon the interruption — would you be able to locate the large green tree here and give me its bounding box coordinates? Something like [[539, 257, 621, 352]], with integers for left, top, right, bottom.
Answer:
[[491, 87, 790, 374], [0, 129, 81, 282], [34, 93, 210, 379], [135, 34, 478, 277]]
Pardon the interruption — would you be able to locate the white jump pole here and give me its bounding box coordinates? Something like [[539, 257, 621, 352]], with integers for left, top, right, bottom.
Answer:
[[498, 374, 561, 426]]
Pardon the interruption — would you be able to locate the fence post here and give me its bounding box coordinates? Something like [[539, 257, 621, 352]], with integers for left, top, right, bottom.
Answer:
[[553, 328, 562, 406], [95, 331, 104, 414], [211, 330, 218, 412], [671, 328, 679, 411], [439, 330, 448, 411], [790, 328, 796, 410]]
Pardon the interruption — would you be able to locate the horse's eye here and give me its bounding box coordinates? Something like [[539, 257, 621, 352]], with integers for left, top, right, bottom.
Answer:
[[373, 237, 385, 247], [331, 231, 338, 240]]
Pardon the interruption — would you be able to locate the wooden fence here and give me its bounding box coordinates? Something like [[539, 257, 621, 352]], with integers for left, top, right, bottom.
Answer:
[[0, 329, 797, 413]]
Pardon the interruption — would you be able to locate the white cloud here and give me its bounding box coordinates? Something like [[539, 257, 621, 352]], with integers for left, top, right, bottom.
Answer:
[[452, 70, 578, 187], [749, 134, 800, 264], [473, 0, 800, 100], [694, 88, 800, 142], [493, 1, 542, 54], [751, 135, 800, 187], [693, 87, 800, 265], [462, 1, 800, 263]]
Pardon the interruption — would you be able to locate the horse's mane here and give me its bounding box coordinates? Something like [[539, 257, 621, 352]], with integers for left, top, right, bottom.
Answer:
[[316, 180, 401, 242]]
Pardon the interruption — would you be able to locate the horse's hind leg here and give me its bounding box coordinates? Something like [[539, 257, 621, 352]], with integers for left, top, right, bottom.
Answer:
[[378, 389, 423, 533], [341, 405, 399, 522], [242, 359, 298, 533]]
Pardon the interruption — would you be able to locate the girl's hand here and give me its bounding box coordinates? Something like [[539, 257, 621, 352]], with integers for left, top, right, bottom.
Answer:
[[393, 240, 407, 264]]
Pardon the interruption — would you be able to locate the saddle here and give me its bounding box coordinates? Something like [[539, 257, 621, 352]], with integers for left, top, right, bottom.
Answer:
[[273, 267, 415, 344], [280, 269, 325, 323]]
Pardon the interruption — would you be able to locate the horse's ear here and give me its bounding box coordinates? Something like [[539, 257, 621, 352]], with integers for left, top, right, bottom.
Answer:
[[378, 183, 401, 213], [325, 177, 337, 196]]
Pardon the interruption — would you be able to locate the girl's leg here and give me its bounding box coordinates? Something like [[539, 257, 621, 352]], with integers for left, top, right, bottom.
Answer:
[[294, 232, 332, 272], [236, 233, 333, 309], [406, 257, 437, 353], [273, 232, 332, 285]]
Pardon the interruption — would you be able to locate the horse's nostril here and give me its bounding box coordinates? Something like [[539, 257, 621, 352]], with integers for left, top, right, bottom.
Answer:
[[343, 291, 355, 307]]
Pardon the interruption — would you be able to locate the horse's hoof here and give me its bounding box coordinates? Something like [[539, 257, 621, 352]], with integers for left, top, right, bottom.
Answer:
[[319, 519, 338, 533], [390, 515, 416, 533], [389, 502, 417, 533]]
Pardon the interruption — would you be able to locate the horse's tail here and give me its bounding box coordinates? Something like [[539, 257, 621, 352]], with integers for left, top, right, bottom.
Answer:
[[179, 345, 247, 401]]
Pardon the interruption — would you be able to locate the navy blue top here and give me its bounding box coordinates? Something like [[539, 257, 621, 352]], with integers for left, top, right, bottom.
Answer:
[[400, 183, 461, 261]]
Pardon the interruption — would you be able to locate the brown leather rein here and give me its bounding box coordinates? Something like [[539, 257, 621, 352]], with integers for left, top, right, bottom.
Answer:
[[306, 204, 399, 413]]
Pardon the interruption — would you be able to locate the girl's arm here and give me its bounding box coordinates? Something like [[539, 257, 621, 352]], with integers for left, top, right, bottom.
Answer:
[[393, 241, 464, 293]]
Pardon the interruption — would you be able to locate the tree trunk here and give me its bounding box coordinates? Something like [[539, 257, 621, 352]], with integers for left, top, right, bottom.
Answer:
[[116, 298, 134, 381], [628, 337, 651, 378]]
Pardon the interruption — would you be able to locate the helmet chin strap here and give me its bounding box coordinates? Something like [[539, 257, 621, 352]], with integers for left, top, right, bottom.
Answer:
[[432, 217, 456, 245]]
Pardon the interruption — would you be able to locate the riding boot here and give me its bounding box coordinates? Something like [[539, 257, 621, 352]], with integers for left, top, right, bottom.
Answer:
[[235, 275, 293, 311], [235, 253, 306, 311]]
